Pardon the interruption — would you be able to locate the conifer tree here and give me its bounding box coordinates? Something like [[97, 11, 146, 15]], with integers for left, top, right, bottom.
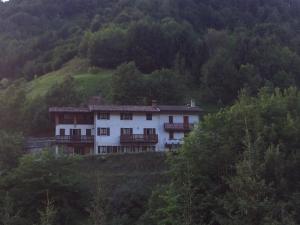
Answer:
[[89, 179, 107, 225], [39, 190, 57, 225]]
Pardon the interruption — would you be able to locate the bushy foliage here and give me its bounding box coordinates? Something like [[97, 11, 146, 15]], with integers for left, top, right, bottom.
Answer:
[[0, 130, 24, 172], [0, 0, 300, 104], [112, 62, 186, 105], [0, 151, 90, 225], [141, 87, 300, 225]]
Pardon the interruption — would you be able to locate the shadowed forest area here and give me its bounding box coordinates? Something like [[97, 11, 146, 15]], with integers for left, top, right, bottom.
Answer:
[[0, 0, 299, 224]]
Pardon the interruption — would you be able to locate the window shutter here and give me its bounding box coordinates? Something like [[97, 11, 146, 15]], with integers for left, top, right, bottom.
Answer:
[[97, 128, 100, 136], [107, 128, 110, 136]]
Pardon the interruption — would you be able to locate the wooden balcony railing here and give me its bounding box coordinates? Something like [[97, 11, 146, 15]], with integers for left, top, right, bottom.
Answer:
[[58, 119, 94, 125], [55, 135, 94, 144], [164, 123, 194, 131], [59, 119, 74, 124], [120, 134, 158, 144]]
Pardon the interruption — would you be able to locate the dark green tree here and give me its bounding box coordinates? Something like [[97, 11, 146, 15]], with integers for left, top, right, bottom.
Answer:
[[143, 87, 300, 225], [111, 62, 145, 104], [0, 151, 90, 225], [0, 130, 24, 172]]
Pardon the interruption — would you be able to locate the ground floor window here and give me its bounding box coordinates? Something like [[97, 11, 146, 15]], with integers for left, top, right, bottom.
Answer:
[[97, 145, 155, 154]]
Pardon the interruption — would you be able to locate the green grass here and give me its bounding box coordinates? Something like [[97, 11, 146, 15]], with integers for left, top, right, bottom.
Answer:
[[74, 71, 113, 100], [25, 58, 114, 101]]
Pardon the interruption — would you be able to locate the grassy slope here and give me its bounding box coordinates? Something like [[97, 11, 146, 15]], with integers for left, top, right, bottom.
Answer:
[[24, 58, 218, 113], [25, 58, 114, 101]]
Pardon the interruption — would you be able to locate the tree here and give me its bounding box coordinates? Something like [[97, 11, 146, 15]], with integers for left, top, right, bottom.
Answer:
[[0, 130, 24, 172], [0, 192, 21, 225], [147, 69, 186, 105], [89, 179, 106, 225], [39, 190, 57, 225], [0, 151, 90, 225], [142, 87, 300, 225], [85, 25, 128, 68], [45, 75, 82, 107], [111, 62, 145, 104]]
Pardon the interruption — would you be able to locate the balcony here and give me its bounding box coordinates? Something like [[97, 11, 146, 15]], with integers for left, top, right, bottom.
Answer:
[[55, 135, 94, 144], [58, 119, 94, 125], [164, 123, 194, 132], [120, 134, 158, 144]]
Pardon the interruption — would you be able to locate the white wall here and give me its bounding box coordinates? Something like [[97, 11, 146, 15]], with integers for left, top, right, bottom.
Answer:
[[94, 112, 200, 153], [157, 114, 199, 150], [54, 112, 200, 154], [94, 113, 160, 154], [55, 124, 95, 136]]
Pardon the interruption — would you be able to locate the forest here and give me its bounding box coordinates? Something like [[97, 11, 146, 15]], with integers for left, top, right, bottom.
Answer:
[[0, 0, 299, 224]]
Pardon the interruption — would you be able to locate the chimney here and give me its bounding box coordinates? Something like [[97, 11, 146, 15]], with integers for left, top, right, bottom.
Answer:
[[190, 99, 196, 107], [152, 100, 158, 107]]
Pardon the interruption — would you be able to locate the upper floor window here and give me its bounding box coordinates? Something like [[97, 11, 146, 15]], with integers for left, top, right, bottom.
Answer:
[[70, 129, 81, 136], [146, 113, 152, 120], [59, 129, 65, 136], [169, 131, 174, 139], [144, 128, 156, 135], [86, 129, 92, 136], [121, 128, 133, 135], [121, 113, 133, 120], [169, 116, 173, 123], [97, 128, 110, 136], [98, 113, 110, 120]]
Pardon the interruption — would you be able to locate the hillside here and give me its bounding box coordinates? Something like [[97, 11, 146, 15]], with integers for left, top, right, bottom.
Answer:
[[77, 152, 169, 225], [25, 58, 114, 101], [0, 150, 169, 225], [0, 1, 299, 225], [0, 0, 300, 105]]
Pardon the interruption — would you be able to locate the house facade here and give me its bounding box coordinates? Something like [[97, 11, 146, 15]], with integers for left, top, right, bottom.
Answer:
[[49, 102, 202, 155]]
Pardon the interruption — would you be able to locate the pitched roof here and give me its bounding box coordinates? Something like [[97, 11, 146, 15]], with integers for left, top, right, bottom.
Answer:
[[158, 105, 202, 113], [49, 105, 203, 113], [89, 105, 159, 112], [49, 107, 90, 113]]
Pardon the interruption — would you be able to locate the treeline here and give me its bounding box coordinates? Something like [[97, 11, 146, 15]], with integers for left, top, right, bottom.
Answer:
[[139, 87, 300, 225], [0, 87, 299, 225], [0, 147, 168, 225], [1, 0, 300, 103], [0, 62, 185, 136]]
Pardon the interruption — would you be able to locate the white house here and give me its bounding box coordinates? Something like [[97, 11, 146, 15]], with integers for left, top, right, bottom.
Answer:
[[49, 101, 202, 155]]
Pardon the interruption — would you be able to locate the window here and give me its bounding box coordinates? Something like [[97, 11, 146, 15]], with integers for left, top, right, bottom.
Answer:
[[169, 131, 174, 139], [70, 129, 81, 136], [86, 129, 92, 136], [146, 113, 152, 120], [59, 129, 65, 136], [121, 113, 133, 120], [121, 128, 133, 135], [97, 128, 110, 136], [98, 146, 108, 154], [169, 116, 173, 123], [98, 113, 110, 120], [144, 128, 156, 135]]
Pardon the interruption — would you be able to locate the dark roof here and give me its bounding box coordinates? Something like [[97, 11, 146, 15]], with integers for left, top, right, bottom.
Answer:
[[89, 105, 159, 112], [49, 105, 202, 113], [158, 105, 202, 113], [49, 107, 90, 113]]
